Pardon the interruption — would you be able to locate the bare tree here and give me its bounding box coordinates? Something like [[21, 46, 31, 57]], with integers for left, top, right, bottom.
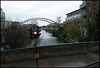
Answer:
[[57, 16, 61, 23], [4, 24, 29, 49]]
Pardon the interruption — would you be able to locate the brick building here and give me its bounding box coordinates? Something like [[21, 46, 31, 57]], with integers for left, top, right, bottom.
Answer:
[[80, 1, 87, 36], [63, 1, 99, 36], [64, 9, 82, 34], [86, 1, 99, 23]]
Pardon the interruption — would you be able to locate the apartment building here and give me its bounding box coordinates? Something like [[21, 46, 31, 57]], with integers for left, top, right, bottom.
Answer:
[[64, 9, 82, 33], [86, 1, 99, 23], [64, 1, 99, 36], [80, 1, 87, 36]]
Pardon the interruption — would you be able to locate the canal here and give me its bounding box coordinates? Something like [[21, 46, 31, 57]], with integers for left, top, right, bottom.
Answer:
[[37, 30, 64, 46]]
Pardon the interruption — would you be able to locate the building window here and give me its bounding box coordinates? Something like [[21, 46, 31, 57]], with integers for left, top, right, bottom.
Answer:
[[89, 7, 90, 11], [82, 30, 84, 36], [94, 3, 96, 8], [75, 23, 77, 27], [69, 23, 70, 26], [89, 18, 91, 22], [66, 24, 68, 27], [88, 1, 90, 4], [94, 8, 96, 13], [88, 7, 91, 15], [88, 11, 90, 15], [94, 4, 96, 13]]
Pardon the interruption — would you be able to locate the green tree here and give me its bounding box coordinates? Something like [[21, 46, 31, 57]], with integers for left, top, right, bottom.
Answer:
[[94, 13, 100, 41], [86, 19, 95, 41], [67, 23, 81, 41], [86, 13, 99, 41]]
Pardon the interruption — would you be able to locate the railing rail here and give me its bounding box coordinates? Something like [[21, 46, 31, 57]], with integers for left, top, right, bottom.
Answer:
[[1, 41, 99, 52]]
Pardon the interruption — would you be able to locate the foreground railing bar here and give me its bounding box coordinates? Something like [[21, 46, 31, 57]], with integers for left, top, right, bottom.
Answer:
[[38, 41, 99, 47], [2, 41, 99, 52]]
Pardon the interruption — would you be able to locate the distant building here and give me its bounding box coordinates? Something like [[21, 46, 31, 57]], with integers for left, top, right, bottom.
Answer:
[[5, 20, 12, 28], [1, 8, 5, 28], [41, 23, 58, 31], [22, 24, 28, 28], [64, 9, 82, 34], [11, 21, 20, 25]]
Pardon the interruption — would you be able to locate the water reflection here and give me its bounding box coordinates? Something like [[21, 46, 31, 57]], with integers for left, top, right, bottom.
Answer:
[[38, 30, 64, 46]]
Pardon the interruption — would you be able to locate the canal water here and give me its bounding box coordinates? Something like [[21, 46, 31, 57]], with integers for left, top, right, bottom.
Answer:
[[37, 30, 64, 46]]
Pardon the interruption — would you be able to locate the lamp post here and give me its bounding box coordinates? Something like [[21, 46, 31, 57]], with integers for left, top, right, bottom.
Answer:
[[34, 38, 39, 68]]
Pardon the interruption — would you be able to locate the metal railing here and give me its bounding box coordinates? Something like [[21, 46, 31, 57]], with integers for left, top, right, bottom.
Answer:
[[1, 41, 99, 52]]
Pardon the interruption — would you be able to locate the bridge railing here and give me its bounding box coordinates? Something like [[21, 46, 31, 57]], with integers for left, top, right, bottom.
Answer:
[[1, 41, 99, 63]]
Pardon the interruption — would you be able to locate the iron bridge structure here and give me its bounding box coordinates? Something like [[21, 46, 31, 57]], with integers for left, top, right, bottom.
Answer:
[[21, 17, 58, 30]]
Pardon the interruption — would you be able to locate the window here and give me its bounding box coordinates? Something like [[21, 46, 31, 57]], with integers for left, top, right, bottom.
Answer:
[[94, 8, 96, 13], [82, 30, 84, 36], [88, 7, 90, 14], [89, 7, 90, 11], [67, 15, 69, 17], [89, 17, 91, 22], [75, 23, 77, 27], [94, 3, 96, 8], [69, 23, 70, 26], [94, 4, 96, 13], [66, 24, 68, 27], [88, 11, 90, 15], [88, 1, 90, 4]]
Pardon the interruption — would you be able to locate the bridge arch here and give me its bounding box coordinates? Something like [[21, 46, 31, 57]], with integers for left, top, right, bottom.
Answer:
[[21, 17, 57, 25]]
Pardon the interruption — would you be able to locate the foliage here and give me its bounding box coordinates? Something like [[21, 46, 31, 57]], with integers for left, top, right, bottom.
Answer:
[[86, 12, 100, 41], [58, 25, 63, 35], [4, 24, 30, 49], [66, 23, 81, 40], [79, 35, 88, 42], [86, 19, 95, 41], [62, 32, 66, 38], [93, 13, 100, 41]]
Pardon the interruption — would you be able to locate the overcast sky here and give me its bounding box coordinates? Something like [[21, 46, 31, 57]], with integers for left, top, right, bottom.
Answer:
[[1, 1, 82, 24]]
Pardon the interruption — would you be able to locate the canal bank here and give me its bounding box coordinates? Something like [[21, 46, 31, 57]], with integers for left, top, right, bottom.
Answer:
[[46, 30, 71, 43]]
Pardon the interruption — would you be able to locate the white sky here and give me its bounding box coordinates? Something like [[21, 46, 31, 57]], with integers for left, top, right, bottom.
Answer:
[[1, 1, 82, 24]]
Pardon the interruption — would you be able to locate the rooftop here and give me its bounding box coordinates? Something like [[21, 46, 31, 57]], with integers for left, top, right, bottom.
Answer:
[[66, 9, 81, 15]]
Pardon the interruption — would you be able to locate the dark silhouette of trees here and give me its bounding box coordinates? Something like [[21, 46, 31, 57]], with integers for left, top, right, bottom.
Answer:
[[4, 24, 29, 49]]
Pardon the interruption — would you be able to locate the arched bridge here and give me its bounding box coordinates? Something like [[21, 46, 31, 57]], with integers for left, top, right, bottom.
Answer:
[[21, 17, 58, 30], [21, 17, 57, 24]]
